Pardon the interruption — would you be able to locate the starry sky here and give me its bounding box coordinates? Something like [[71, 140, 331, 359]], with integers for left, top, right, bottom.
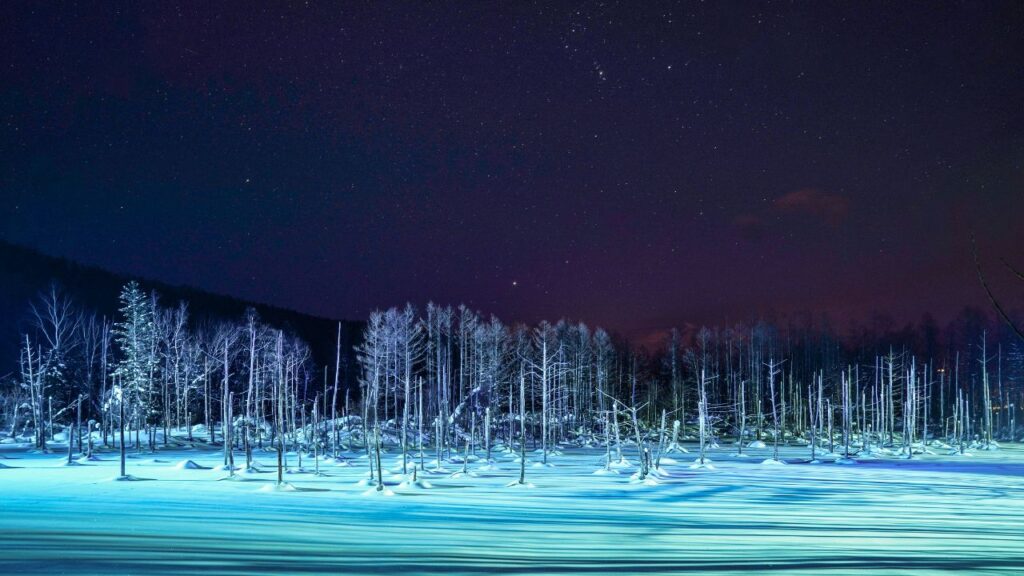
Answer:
[[2, 2, 1022, 341]]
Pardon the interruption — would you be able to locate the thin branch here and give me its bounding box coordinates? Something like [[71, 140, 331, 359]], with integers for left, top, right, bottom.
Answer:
[[971, 234, 1024, 343], [1001, 257, 1024, 282]]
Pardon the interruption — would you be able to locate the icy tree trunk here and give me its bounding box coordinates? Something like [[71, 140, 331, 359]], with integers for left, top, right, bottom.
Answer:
[[417, 377, 424, 476], [375, 425, 384, 492], [222, 342, 230, 467], [827, 399, 834, 454], [698, 369, 709, 465], [313, 395, 320, 475], [66, 422, 74, 465], [519, 369, 527, 485], [630, 406, 646, 480], [808, 384, 816, 461], [227, 391, 235, 477], [861, 390, 868, 452], [541, 340, 549, 465], [613, 403, 622, 462], [655, 409, 667, 469], [333, 323, 341, 459], [980, 334, 993, 449], [484, 407, 492, 463], [119, 391, 127, 478], [75, 394, 82, 454], [842, 369, 851, 459], [604, 413, 612, 470], [737, 379, 746, 456], [768, 360, 780, 462]]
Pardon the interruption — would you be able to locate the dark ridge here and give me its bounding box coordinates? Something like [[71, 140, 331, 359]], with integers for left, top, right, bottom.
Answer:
[[0, 239, 363, 384]]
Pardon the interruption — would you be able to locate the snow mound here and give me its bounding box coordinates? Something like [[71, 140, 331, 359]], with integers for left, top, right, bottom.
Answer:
[[505, 480, 535, 489], [761, 458, 786, 466], [747, 440, 767, 449], [258, 482, 297, 493], [111, 474, 150, 482], [175, 460, 209, 470], [630, 471, 663, 484], [397, 479, 433, 490]]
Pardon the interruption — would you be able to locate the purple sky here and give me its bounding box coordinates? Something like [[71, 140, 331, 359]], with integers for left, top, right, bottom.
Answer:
[[2, 2, 1022, 340]]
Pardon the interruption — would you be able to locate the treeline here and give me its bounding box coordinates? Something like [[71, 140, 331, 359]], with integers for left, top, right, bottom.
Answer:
[[3, 277, 1022, 483], [4, 281, 319, 460], [356, 304, 1023, 478]]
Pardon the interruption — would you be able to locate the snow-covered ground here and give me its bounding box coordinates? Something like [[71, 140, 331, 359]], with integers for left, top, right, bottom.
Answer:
[[2, 439, 1023, 575]]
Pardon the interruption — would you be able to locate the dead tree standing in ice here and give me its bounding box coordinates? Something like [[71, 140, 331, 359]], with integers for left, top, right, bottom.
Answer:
[[826, 398, 834, 454], [374, 424, 384, 491], [417, 376, 425, 478], [117, 378, 126, 477], [604, 392, 650, 479], [20, 335, 46, 451], [275, 331, 285, 486], [978, 333, 994, 449], [24, 285, 81, 451], [654, 409, 667, 469], [332, 322, 341, 460], [903, 362, 916, 459], [484, 407, 492, 463], [766, 359, 783, 462], [312, 394, 320, 475], [697, 369, 715, 465], [398, 305, 424, 476], [528, 321, 563, 465], [517, 366, 528, 485], [356, 311, 386, 484], [808, 382, 817, 461], [841, 367, 852, 459], [736, 378, 746, 456]]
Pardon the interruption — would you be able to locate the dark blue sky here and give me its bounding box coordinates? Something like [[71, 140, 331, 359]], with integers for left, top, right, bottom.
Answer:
[[2, 2, 1022, 340]]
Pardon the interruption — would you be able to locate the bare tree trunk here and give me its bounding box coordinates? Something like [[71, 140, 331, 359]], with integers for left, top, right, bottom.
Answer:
[[119, 385, 127, 478]]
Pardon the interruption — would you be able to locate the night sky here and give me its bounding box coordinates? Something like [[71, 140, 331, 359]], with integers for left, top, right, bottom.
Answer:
[[2, 2, 1022, 341]]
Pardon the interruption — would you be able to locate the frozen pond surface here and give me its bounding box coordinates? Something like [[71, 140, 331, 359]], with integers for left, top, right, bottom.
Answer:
[[2, 440, 1023, 575]]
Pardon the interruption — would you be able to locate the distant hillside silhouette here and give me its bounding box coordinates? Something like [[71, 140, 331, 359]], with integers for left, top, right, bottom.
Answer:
[[0, 239, 362, 385]]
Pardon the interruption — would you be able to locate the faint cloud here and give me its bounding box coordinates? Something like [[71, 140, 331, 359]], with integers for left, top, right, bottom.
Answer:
[[732, 214, 766, 241], [773, 188, 850, 223], [732, 188, 850, 241]]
